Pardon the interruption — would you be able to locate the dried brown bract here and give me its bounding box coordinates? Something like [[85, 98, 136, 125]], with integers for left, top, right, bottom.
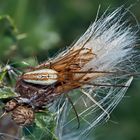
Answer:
[[11, 105, 34, 126]]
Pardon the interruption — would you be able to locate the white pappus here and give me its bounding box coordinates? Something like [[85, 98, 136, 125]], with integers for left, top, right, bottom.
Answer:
[[53, 7, 139, 140]]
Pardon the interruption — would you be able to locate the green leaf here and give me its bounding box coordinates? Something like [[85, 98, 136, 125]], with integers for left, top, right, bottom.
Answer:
[[22, 110, 58, 140], [0, 86, 16, 100]]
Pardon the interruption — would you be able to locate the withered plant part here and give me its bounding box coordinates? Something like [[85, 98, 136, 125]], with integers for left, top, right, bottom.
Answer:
[[12, 105, 34, 126], [1, 8, 139, 140]]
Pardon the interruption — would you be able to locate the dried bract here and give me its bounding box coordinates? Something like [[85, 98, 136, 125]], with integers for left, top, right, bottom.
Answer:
[[5, 99, 17, 112], [11, 106, 34, 126]]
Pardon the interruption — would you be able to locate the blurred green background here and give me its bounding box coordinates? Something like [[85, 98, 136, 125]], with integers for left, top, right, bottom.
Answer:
[[0, 0, 140, 140]]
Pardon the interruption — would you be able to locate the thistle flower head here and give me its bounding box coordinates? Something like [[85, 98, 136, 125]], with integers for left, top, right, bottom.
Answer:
[[54, 7, 139, 140], [0, 6, 139, 140]]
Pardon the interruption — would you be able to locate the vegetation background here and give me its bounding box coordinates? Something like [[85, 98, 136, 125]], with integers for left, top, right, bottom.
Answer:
[[0, 0, 140, 140]]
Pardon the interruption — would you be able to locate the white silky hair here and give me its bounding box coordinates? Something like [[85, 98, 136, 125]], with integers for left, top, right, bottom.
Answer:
[[0, 7, 138, 140], [74, 7, 137, 72], [54, 7, 139, 140]]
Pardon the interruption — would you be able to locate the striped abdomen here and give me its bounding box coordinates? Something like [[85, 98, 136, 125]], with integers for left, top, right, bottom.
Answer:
[[22, 69, 58, 85]]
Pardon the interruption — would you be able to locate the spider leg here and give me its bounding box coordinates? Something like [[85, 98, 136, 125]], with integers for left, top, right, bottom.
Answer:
[[65, 93, 80, 129]]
